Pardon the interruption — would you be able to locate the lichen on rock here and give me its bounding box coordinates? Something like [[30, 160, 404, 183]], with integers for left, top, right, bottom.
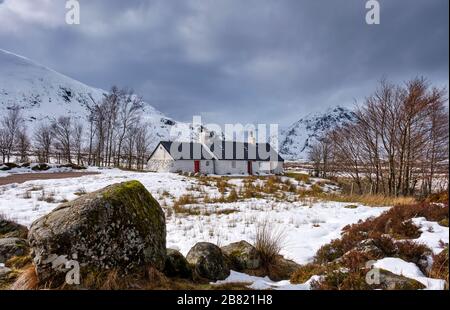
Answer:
[[28, 180, 166, 287]]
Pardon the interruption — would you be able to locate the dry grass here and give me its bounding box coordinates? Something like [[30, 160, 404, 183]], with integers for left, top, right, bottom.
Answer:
[[37, 189, 56, 203], [429, 247, 449, 289], [285, 172, 310, 184], [10, 266, 39, 290], [254, 219, 286, 268], [318, 193, 417, 206]]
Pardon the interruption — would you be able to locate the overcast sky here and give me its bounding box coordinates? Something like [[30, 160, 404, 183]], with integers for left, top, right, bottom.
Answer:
[[0, 0, 448, 125]]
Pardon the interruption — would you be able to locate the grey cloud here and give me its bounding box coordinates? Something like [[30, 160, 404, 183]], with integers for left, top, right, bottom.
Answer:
[[0, 0, 448, 125]]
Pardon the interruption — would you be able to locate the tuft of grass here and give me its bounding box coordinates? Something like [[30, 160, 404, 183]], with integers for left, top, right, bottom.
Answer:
[[254, 219, 286, 268], [438, 218, 449, 227], [285, 172, 310, 184], [6, 255, 32, 269], [37, 190, 56, 203], [74, 187, 87, 196]]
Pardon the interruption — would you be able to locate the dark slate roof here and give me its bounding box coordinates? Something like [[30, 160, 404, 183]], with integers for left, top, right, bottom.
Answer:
[[210, 141, 284, 162], [151, 141, 284, 162], [158, 141, 214, 160]]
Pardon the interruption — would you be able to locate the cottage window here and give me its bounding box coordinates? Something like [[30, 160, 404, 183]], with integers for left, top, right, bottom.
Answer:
[[206, 161, 210, 166], [231, 161, 236, 168]]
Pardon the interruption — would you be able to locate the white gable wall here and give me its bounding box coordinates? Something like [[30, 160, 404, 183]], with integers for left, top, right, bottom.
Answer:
[[151, 145, 173, 160]]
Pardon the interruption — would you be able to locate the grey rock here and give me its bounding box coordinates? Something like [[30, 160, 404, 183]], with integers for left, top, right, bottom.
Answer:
[[0, 218, 28, 239], [186, 242, 230, 281], [164, 249, 192, 279], [221, 240, 261, 271], [28, 180, 166, 285], [0, 238, 28, 263], [378, 269, 426, 290]]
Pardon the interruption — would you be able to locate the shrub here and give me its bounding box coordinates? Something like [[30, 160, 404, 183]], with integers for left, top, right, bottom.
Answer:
[[429, 247, 449, 288], [426, 191, 449, 204], [395, 240, 431, 266], [290, 263, 326, 284], [310, 269, 371, 290]]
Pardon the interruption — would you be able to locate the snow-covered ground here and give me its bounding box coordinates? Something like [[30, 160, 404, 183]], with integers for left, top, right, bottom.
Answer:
[[0, 168, 385, 263], [0, 168, 447, 290]]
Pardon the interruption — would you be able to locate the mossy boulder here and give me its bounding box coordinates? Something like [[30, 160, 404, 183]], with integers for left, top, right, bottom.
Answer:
[[186, 242, 230, 281], [221, 240, 261, 271], [164, 249, 192, 279], [31, 163, 50, 171], [378, 269, 426, 290], [0, 238, 28, 263], [28, 180, 166, 286], [0, 218, 28, 239]]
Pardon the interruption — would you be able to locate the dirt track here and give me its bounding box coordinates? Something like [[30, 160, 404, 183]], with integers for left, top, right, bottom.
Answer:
[[0, 172, 100, 186]]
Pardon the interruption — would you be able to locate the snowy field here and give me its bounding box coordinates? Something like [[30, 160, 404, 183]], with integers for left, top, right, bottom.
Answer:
[[0, 168, 447, 290]]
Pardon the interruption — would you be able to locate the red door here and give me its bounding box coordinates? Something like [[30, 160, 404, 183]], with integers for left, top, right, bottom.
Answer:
[[194, 160, 200, 173], [247, 161, 253, 175]]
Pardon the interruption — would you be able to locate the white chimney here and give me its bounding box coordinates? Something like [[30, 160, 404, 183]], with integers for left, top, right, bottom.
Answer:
[[248, 130, 256, 144], [199, 127, 207, 144]]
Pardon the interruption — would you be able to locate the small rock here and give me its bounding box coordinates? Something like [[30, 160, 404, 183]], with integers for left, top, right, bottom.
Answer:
[[221, 240, 261, 271], [164, 249, 192, 279], [270, 257, 300, 281], [0, 218, 28, 239], [0, 238, 28, 263], [186, 242, 230, 281]]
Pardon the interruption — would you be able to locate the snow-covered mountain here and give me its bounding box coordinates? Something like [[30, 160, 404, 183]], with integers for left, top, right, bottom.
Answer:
[[280, 106, 356, 161], [0, 48, 177, 147], [1, 48, 356, 161]]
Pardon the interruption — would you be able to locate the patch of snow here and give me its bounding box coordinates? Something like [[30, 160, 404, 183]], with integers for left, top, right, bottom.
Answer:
[[373, 257, 446, 290], [212, 270, 320, 290], [412, 217, 449, 254]]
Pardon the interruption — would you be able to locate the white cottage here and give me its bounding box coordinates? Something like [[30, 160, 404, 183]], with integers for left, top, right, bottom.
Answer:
[[146, 140, 284, 175]]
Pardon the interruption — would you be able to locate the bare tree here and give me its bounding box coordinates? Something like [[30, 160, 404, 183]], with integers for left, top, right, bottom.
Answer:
[[73, 122, 84, 166], [324, 78, 448, 197], [51, 116, 73, 164], [34, 123, 53, 163], [16, 127, 31, 163], [116, 90, 143, 167], [0, 107, 23, 163]]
